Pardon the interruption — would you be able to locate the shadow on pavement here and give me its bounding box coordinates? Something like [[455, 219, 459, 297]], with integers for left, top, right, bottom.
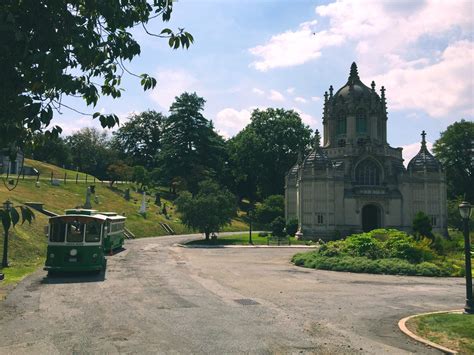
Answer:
[[41, 271, 106, 284]]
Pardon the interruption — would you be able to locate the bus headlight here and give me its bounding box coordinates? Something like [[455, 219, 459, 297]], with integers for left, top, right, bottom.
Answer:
[[70, 249, 78, 256], [49, 253, 55, 258]]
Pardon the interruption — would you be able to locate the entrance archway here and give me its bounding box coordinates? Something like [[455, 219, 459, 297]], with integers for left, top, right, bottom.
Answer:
[[362, 204, 381, 232]]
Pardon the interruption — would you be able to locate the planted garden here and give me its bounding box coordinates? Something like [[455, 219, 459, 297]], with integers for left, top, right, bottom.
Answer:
[[292, 229, 471, 277]]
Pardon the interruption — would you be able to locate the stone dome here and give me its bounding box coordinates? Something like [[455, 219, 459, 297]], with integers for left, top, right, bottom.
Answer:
[[332, 62, 377, 102], [302, 130, 332, 170], [407, 131, 441, 173]]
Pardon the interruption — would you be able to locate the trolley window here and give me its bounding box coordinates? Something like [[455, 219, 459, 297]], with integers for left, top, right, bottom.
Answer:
[[50, 221, 66, 242], [85, 221, 102, 243], [66, 221, 85, 242]]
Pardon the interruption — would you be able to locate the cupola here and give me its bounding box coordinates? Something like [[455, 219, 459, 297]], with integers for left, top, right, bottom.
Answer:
[[407, 131, 441, 172]]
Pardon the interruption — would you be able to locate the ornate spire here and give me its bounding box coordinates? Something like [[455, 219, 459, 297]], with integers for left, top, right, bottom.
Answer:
[[348, 62, 360, 83], [314, 129, 321, 148], [371, 81, 375, 92], [329, 85, 334, 98], [421, 130, 427, 147]]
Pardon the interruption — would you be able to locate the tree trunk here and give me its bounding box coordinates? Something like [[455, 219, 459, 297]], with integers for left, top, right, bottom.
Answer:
[[205, 231, 210, 240]]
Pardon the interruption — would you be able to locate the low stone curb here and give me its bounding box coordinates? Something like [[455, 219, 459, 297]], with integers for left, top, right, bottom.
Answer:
[[398, 310, 462, 354], [175, 244, 317, 249]]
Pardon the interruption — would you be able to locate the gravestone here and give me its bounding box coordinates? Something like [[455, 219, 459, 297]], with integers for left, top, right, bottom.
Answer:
[[124, 188, 130, 201], [84, 187, 92, 209], [155, 193, 161, 206], [139, 192, 147, 214], [51, 179, 60, 186]]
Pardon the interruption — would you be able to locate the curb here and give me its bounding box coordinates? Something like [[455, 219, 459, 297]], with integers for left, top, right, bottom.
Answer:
[[175, 244, 317, 249], [398, 310, 462, 354]]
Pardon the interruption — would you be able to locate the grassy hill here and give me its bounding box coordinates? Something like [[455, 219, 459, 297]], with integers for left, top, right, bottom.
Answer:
[[0, 159, 248, 295]]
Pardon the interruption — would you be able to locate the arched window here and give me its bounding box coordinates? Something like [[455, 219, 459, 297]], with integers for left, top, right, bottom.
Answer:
[[356, 110, 367, 134], [355, 159, 381, 185], [336, 114, 346, 135]]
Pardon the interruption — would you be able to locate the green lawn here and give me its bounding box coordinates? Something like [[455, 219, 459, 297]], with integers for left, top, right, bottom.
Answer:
[[186, 233, 313, 246], [407, 313, 474, 353]]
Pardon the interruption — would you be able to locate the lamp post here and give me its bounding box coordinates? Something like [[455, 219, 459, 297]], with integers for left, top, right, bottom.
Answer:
[[2, 200, 13, 268], [459, 201, 473, 314], [248, 205, 254, 245]]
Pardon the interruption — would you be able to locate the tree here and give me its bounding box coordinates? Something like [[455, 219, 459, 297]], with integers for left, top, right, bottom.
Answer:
[[111, 110, 165, 169], [228, 108, 312, 200], [66, 128, 115, 179], [412, 211, 433, 241], [286, 218, 299, 237], [433, 119, 474, 201], [175, 180, 237, 240], [132, 166, 149, 189], [255, 195, 285, 227], [26, 132, 72, 167], [1, 0, 193, 151], [270, 216, 286, 239], [158, 92, 226, 193], [107, 161, 133, 187]]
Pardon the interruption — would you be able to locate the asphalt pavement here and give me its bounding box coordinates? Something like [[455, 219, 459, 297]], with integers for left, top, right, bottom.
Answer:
[[0, 233, 465, 354]]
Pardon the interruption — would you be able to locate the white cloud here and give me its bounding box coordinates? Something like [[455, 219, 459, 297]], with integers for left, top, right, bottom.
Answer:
[[252, 88, 265, 95], [268, 89, 285, 102], [149, 69, 198, 110], [372, 41, 474, 117], [286, 87, 295, 94], [311, 96, 321, 102], [292, 108, 319, 129], [214, 108, 251, 138], [401, 141, 434, 167], [294, 97, 307, 104]]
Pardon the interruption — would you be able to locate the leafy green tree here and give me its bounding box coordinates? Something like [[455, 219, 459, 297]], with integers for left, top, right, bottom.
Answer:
[[228, 108, 312, 200], [433, 119, 474, 201], [255, 195, 285, 227], [270, 216, 286, 239], [1, 0, 193, 151], [412, 211, 434, 241], [111, 110, 165, 169], [132, 165, 149, 189], [26, 132, 72, 167], [66, 128, 116, 179], [159, 92, 226, 193], [175, 180, 237, 240], [107, 161, 133, 187], [285, 218, 299, 237]]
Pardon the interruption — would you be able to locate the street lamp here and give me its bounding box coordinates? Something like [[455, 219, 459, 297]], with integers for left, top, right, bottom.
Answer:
[[459, 201, 473, 314], [2, 200, 13, 268]]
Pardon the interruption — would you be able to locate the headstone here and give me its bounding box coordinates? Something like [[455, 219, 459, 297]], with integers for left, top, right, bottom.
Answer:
[[35, 181, 40, 188], [51, 179, 60, 186], [84, 187, 92, 209], [94, 195, 100, 204], [155, 193, 161, 206], [139, 192, 147, 214], [124, 188, 130, 201], [90, 185, 95, 194]]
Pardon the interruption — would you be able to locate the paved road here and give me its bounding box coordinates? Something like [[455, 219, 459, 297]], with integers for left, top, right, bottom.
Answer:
[[0, 234, 465, 354]]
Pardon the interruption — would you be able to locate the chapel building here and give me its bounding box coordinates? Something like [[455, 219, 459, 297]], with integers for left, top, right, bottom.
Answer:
[[285, 63, 447, 239]]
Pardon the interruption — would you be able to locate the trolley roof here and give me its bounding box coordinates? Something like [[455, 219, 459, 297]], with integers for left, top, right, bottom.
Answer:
[[51, 209, 126, 222]]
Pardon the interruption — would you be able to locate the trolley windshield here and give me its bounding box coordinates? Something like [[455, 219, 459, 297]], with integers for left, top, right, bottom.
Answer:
[[49, 216, 104, 244]]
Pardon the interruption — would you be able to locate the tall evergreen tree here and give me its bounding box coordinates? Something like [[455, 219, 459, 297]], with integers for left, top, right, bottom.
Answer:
[[159, 92, 225, 193]]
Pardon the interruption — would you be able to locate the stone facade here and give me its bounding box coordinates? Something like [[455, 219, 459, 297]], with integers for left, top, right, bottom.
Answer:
[[285, 63, 447, 239]]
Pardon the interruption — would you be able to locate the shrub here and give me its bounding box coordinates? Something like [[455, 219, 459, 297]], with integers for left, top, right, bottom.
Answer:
[[285, 218, 298, 237], [384, 233, 423, 263], [318, 240, 346, 257], [344, 233, 386, 259], [258, 232, 268, 237], [270, 216, 286, 238], [413, 211, 434, 241]]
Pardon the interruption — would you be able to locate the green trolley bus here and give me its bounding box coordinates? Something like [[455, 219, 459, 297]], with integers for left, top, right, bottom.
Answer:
[[44, 209, 126, 274]]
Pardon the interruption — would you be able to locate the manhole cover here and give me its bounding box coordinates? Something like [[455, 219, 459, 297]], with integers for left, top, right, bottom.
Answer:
[[234, 298, 259, 306]]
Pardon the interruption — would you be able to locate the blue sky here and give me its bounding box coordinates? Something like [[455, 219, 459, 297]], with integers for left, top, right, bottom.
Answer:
[[57, 0, 473, 163]]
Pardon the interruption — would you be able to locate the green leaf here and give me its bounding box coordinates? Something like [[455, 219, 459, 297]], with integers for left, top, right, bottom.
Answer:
[[160, 28, 173, 35], [10, 207, 20, 227]]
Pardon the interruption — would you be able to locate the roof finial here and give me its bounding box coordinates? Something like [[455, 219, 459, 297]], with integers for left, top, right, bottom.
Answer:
[[349, 62, 360, 82], [421, 130, 427, 147], [329, 85, 334, 98], [314, 129, 321, 148], [371, 81, 376, 92]]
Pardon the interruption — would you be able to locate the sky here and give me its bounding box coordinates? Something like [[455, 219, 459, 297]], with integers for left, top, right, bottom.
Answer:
[[56, 0, 473, 165]]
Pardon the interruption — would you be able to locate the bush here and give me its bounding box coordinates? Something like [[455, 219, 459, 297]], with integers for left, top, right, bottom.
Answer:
[[285, 218, 298, 237], [343, 233, 386, 259], [255, 195, 284, 226], [413, 211, 434, 241], [258, 232, 268, 237], [318, 240, 346, 257], [270, 216, 286, 238]]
